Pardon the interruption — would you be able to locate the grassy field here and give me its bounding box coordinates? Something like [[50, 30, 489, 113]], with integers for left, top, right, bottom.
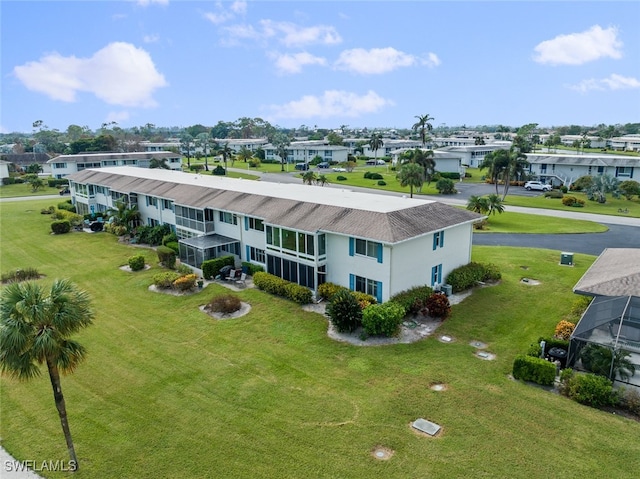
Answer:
[[471, 210, 609, 234], [0, 183, 64, 198], [1, 199, 639, 478], [504, 192, 640, 218]]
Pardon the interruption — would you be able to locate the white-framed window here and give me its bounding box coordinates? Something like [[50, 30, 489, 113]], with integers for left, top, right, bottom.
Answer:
[[219, 211, 238, 225], [249, 247, 265, 263]]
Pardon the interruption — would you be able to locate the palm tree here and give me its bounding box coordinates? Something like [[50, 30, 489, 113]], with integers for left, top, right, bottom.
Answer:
[[396, 162, 425, 198], [180, 133, 194, 169], [486, 193, 505, 216], [478, 152, 504, 195], [317, 174, 328, 186], [217, 143, 234, 174], [302, 171, 317, 185], [585, 174, 621, 203], [580, 343, 636, 381], [237, 146, 254, 163], [196, 132, 211, 171], [368, 133, 384, 161], [0, 279, 94, 470], [466, 195, 489, 214], [408, 148, 436, 185], [412, 114, 435, 147], [108, 197, 140, 234], [149, 157, 169, 169]]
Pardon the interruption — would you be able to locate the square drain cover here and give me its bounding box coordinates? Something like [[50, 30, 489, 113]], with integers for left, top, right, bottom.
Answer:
[[412, 418, 441, 436]]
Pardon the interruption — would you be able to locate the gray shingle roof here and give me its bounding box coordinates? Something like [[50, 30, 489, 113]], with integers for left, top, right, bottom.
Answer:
[[47, 151, 179, 164], [573, 248, 640, 297], [68, 167, 483, 244]]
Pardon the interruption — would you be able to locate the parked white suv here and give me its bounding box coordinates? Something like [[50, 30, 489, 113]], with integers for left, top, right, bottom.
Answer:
[[524, 181, 552, 192]]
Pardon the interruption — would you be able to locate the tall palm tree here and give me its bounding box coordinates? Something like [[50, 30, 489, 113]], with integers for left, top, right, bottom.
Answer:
[[180, 133, 194, 169], [368, 133, 384, 161], [396, 162, 425, 198], [412, 114, 435, 147], [408, 148, 436, 185], [0, 279, 94, 470], [108, 197, 140, 234], [217, 142, 234, 174], [466, 195, 489, 215], [196, 132, 211, 171], [237, 146, 254, 163]]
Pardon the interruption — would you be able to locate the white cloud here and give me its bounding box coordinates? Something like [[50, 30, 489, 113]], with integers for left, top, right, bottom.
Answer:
[[270, 52, 327, 74], [143, 34, 160, 43], [223, 20, 342, 47], [13, 42, 168, 107], [334, 47, 419, 74], [204, 1, 247, 25], [533, 25, 623, 65], [265, 90, 394, 120], [423, 52, 441, 68], [105, 110, 131, 124], [568, 74, 640, 93], [136, 0, 169, 6]]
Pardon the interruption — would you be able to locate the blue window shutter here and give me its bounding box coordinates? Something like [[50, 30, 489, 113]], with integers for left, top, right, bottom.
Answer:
[[377, 243, 383, 263], [433, 233, 437, 250], [349, 274, 355, 291], [438, 264, 442, 284], [349, 238, 354, 256], [376, 281, 382, 303], [440, 231, 445, 248], [244, 217, 249, 231], [245, 245, 250, 261]]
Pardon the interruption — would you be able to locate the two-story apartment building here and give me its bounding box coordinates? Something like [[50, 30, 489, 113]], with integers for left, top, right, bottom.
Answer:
[[262, 141, 349, 165], [525, 153, 638, 186], [67, 167, 482, 302], [47, 151, 183, 178]]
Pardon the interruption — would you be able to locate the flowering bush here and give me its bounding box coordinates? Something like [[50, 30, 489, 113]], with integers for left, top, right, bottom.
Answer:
[[173, 274, 198, 291], [554, 320, 576, 340], [425, 292, 451, 318]]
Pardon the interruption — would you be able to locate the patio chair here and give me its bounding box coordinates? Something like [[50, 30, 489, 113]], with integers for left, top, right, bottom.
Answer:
[[226, 269, 236, 281], [236, 273, 247, 287]]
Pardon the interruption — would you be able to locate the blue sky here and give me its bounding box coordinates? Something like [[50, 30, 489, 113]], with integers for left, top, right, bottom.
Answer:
[[2, 1, 639, 134]]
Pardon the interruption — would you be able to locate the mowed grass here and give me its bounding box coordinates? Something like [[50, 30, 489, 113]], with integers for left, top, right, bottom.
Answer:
[[1, 200, 640, 478], [471, 210, 609, 234], [0, 183, 64, 198]]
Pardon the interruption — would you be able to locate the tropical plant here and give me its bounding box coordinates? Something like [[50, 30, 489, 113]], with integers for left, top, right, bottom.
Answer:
[[368, 133, 384, 161], [579, 343, 636, 381], [273, 135, 290, 172], [237, 146, 254, 163], [0, 279, 94, 469], [480, 148, 528, 199], [466, 195, 490, 214], [196, 132, 212, 171], [435, 178, 456, 194], [149, 157, 170, 169], [619, 180, 640, 200], [317, 174, 328, 186], [396, 162, 425, 198], [302, 171, 317, 185], [107, 198, 140, 234], [28, 177, 45, 192], [486, 193, 505, 216], [412, 114, 434, 146], [326, 289, 363, 333], [585, 174, 621, 204], [406, 148, 436, 184], [217, 142, 234, 173], [180, 133, 194, 169]]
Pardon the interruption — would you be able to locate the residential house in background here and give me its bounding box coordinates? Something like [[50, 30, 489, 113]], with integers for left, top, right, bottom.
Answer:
[[525, 153, 638, 186], [0, 153, 52, 176], [67, 167, 482, 302], [47, 151, 182, 178]]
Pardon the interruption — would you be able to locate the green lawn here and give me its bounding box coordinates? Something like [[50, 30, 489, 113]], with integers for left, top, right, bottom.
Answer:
[[1, 199, 639, 478], [472, 210, 609, 234], [504, 191, 640, 218], [0, 183, 64, 198]]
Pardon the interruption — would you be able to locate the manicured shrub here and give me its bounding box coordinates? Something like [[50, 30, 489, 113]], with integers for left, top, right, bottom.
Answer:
[[241, 262, 264, 275], [189, 164, 204, 172], [561, 195, 584, 207], [201, 256, 235, 280], [445, 262, 501, 293], [41, 206, 55, 215], [364, 172, 383, 180], [57, 201, 76, 212], [156, 245, 177, 269], [153, 271, 182, 289], [352, 291, 377, 309], [207, 294, 242, 314], [571, 175, 593, 191], [1, 267, 40, 284], [173, 273, 198, 291], [164, 241, 179, 254], [389, 285, 433, 315], [104, 223, 127, 236], [543, 189, 563, 198], [253, 271, 288, 297], [162, 232, 178, 245], [336, 175, 347, 181], [361, 302, 406, 337], [425, 292, 451, 318], [512, 355, 557, 386], [326, 289, 363, 333], [435, 178, 457, 194], [51, 220, 71, 234], [212, 165, 226, 175], [318, 282, 349, 301], [176, 264, 193, 275], [284, 282, 313, 304], [377, 180, 386, 186], [554, 320, 576, 340], [128, 254, 146, 272], [136, 224, 171, 246], [564, 373, 617, 408]]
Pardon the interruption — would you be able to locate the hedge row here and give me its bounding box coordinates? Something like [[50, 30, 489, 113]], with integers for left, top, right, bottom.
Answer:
[[201, 255, 235, 280], [512, 355, 557, 386], [445, 262, 501, 293], [241, 262, 265, 275], [389, 285, 433, 315], [252, 271, 313, 304]]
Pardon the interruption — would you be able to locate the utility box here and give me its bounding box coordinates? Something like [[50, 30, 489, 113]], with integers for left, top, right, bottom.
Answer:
[[560, 252, 574, 266], [442, 284, 453, 296]]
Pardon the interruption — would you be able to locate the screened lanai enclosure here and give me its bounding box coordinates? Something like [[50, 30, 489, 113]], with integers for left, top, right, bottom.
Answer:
[[568, 295, 640, 388]]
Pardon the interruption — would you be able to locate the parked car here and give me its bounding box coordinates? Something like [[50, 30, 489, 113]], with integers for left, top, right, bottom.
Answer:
[[294, 162, 309, 171], [524, 181, 552, 192], [317, 162, 330, 169], [366, 159, 386, 166], [59, 187, 70, 195], [332, 167, 346, 172]]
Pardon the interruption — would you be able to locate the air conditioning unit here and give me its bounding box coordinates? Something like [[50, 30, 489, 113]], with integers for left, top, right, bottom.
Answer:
[[560, 252, 574, 266]]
